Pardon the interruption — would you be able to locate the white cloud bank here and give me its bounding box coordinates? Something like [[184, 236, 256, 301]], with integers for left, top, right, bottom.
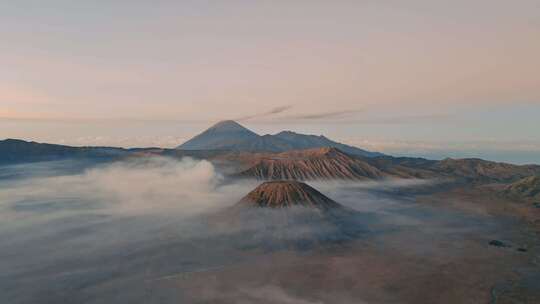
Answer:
[[0, 157, 254, 223]]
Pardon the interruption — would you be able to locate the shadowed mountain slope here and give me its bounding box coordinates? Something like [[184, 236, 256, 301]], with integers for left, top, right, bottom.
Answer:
[[273, 130, 383, 157], [431, 158, 540, 182], [0, 139, 128, 165]]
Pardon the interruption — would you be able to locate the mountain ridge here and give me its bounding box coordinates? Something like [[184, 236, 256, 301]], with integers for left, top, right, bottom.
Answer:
[[236, 147, 386, 181], [0, 138, 128, 164], [431, 157, 540, 182], [177, 120, 383, 157], [5, 138, 539, 184]]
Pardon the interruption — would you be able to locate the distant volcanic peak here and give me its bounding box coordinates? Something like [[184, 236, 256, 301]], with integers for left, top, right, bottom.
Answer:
[[209, 120, 252, 132], [177, 120, 259, 150], [237, 181, 342, 210]]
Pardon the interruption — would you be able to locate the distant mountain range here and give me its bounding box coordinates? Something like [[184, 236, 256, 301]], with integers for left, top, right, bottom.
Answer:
[[0, 139, 128, 165], [2, 120, 540, 188], [432, 157, 540, 183], [177, 120, 383, 157]]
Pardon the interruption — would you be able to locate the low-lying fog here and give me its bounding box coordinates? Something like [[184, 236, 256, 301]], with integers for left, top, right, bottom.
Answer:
[[0, 157, 515, 304]]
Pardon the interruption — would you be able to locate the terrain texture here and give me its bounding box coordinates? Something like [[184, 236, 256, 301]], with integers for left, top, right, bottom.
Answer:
[[1, 121, 540, 303]]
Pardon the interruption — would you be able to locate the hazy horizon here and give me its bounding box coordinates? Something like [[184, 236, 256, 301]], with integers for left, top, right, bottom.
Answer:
[[2, 117, 540, 165]]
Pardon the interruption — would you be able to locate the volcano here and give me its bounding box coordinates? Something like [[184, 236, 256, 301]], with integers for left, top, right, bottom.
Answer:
[[177, 120, 382, 157], [236, 180, 344, 210], [236, 147, 385, 181], [214, 181, 367, 249], [177, 120, 260, 150]]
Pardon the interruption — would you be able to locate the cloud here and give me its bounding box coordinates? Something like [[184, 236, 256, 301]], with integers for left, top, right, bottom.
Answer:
[[0, 161, 466, 303], [271, 109, 363, 122], [294, 109, 363, 120], [0, 157, 253, 221], [235, 105, 292, 121], [351, 113, 455, 125], [268, 105, 293, 115], [280, 112, 453, 124]]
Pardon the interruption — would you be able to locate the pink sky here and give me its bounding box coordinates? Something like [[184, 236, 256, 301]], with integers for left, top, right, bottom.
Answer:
[[1, 1, 539, 162]]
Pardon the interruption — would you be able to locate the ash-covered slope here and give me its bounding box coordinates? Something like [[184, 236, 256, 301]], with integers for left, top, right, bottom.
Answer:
[[503, 175, 540, 201], [236, 147, 385, 181], [236, 180, 344, 210], [215, 181, 368, 249]]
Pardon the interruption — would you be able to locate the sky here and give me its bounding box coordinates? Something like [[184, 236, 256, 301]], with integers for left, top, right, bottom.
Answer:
[[1, 1, 539, 163]]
